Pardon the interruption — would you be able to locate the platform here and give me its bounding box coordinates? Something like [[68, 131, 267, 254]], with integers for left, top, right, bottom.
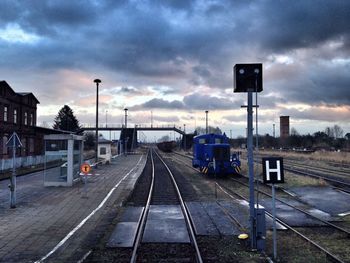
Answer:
[[0, 154, 146, 263]]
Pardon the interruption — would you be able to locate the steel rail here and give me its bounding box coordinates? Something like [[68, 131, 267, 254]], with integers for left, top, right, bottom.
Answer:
[[130, 149, 155, 263], [171, 153, 350, 235], [170, 153, 348, 262], [228, 177, 350, 236], [241, 156, 350, 191], [215, 182, 345, 263], [155, 150, 203, 263], [283, 161, 350, 176], [242, 154, 350, 178], [284, 166, 350, 188]]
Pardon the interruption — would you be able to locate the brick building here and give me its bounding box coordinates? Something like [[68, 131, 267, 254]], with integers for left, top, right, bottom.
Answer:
[[0, 81, 69, 159], [280, 116, 290, 139], [0, 81, 41, 158]]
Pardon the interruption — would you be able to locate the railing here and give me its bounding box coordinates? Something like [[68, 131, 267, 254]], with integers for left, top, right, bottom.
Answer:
[[81, 123, 183, 133], [80, 123, 182, 129], [0, 155, 62, 173]]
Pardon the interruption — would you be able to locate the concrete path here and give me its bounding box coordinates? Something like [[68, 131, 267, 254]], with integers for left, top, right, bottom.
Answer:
[[0, 154, 146, 263]]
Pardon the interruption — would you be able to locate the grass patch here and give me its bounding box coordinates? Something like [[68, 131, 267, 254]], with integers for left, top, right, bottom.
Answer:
[[283, 171, 328, 188], [266, 230, 329, 263]]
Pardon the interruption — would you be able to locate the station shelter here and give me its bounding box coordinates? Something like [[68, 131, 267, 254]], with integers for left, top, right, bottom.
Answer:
[[98, 137, 113, 164], [43, 134, 84, 187]]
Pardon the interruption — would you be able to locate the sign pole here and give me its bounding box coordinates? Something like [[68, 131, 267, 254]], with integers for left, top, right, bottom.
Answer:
[[10, 135, 16, 208], [247, 90, 256, 248], [272, 184, 277, 260]]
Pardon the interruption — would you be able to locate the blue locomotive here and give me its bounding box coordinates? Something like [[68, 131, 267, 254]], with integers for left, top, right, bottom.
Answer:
[[192, 133, 241, 176]]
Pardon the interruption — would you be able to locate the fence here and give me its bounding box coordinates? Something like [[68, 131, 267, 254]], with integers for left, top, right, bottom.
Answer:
[[0, 155, 62, 173]]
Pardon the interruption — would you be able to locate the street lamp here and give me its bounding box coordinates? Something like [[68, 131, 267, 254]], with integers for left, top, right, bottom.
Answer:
[[94, 79, 101, 164], [205, 110, 209, 134], [183, 124, 186, 150], [105, 110, 108, 128]]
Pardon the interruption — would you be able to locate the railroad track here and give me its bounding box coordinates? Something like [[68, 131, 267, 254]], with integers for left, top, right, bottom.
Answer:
[[130, 148, 203, 262], [169, 151, 350, 262], [238, 155, 350, 192], [215, 181, 348, 263]]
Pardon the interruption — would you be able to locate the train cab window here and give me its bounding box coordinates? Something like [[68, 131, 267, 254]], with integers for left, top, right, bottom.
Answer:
[[214, 138, 222, 144], [199, 139, 206, 144]]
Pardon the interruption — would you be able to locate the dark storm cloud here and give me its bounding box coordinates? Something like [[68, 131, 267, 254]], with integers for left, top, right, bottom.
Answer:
[[0, 0, 349, 108], [282, 107, 350, 122], [252, 1, 350, 52], [131, 93, 240, 111], [0, 1, 99, 36], [267, 63, 350, 105]]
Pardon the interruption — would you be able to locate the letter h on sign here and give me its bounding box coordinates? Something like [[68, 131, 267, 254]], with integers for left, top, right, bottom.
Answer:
[[262, 157, 284, 184]]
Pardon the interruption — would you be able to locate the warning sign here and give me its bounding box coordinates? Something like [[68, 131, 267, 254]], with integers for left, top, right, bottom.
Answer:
[[80, 163, 91, 174]]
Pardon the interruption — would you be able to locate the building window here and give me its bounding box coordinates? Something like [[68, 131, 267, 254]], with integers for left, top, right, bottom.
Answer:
[[13, 109, 17, 124], [24, 112, 28, 125], [4, 106, 8, 122], [100, 147, 106, 155], [30, 113, 33, 126]]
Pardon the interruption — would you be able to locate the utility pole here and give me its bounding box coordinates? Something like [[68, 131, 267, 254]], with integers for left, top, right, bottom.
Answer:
[[205, 110, 209, 134], [151, 111, 153, 128], [273, 123, 275, 138], [94, 79, 101, 165], [124, 108, 128, 155]]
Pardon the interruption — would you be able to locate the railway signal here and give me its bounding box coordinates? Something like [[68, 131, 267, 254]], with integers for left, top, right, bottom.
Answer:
[[234, 63, 263, 250], [262, 157, 285, 260]]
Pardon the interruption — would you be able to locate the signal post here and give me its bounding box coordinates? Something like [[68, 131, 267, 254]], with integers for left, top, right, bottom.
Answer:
[[234, 63, 263, 250]]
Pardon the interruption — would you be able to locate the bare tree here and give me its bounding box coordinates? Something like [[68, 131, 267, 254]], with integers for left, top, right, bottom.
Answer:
[[333, 125, 344, 138], [324, 126, 334, 138]]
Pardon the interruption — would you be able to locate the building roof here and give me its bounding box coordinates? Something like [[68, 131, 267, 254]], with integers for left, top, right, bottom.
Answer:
[[0, 80, 40, 104], [35, 126, 73, 135], [98, 137, 113, 144]]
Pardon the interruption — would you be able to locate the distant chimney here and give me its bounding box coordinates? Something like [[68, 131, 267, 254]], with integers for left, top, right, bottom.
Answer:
[[280, 116, 290, 138]]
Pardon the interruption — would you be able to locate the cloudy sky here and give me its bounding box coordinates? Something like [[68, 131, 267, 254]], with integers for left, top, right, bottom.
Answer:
[[1, 0, 349, 138]]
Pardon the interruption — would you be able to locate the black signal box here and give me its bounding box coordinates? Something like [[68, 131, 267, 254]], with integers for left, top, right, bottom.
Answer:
[[233, 63, 263, 93]]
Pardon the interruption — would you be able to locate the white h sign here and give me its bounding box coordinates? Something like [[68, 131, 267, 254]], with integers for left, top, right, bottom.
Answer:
[[262, 157, 284, 184]]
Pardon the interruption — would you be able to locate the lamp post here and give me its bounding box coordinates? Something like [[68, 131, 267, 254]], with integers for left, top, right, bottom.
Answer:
[[94, 79, 101, 165], [205, 110, 209, 134], [124, 108, 128, 155], [105, 110, 108, 128], [183, 124, 186, 150]]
